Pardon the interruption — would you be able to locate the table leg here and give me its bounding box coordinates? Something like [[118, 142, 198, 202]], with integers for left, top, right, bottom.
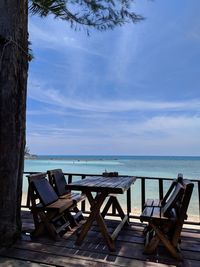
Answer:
[[101, 195, 115, 218], [75, 192, 107, 246], [76, 191, 116, 251], [112, 197, 129, 226], [76, 191, 128, 251], [102, 194, 129, 226]]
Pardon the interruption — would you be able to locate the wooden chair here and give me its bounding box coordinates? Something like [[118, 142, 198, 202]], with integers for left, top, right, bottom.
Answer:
[[28, 173, 77, 239], [140, 176, 194, 259], [47, 169, 85, 222]]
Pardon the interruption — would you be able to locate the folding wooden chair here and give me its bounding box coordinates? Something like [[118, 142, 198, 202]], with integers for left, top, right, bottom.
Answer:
[[47, 169, 85, 222], [140, 177, 194, 259], [28, 173, 77, 239]]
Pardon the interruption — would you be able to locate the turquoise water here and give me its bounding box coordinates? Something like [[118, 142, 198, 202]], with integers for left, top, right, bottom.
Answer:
[[25, 155, 200, 179], [23, 155, 200, 220]]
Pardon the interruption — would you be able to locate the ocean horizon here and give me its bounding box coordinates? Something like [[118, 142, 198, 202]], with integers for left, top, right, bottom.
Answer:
[[25, 155, 200, 179]]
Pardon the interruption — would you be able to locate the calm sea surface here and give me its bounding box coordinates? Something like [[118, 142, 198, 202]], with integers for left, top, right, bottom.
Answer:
[[25, 155, 200, 178], [23, 155, 200, 219]]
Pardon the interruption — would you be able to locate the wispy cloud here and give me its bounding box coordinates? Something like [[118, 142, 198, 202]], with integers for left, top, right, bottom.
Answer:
[[27, 115, 200, 155], [28, 82, 200, 113], [29, 18, 106, 57], [27, 115, 200, 140]]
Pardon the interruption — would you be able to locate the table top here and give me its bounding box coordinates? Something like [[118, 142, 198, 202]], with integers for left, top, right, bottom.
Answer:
[[66, 176, 136, 194]]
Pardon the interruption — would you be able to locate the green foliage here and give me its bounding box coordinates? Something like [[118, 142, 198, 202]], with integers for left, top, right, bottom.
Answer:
[[29, 0, 143, 32]]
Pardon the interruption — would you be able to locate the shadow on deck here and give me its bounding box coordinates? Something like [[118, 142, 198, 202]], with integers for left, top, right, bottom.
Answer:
[[0, 210, 200, 267]]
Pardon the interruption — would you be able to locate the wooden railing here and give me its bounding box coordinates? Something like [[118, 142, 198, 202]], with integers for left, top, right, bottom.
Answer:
[[22, 172, 200, 226]]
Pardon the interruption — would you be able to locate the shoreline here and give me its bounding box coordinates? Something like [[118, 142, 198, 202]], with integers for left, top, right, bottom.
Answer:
[[21, 192, 199, 223], [24, 155, 200, 161]]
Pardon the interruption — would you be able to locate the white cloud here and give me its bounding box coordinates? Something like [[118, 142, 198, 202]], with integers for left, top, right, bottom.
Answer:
[[147, 116, 200, 133], [28, 82, 200, 113], [29, 18, 106, 57], [27, 115, 200, 155]]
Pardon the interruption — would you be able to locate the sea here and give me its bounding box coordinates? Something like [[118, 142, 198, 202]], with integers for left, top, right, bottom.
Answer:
[[23, 155, 200, 221]]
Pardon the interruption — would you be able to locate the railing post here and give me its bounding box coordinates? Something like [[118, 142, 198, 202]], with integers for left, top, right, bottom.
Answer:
[[141, 178, 145, 211], [68, 174, 72, 184], [159, 178, 164, 200], [81, 175, 86, 212], [198, 181, 200, 223], [127, 187, 131, 220]]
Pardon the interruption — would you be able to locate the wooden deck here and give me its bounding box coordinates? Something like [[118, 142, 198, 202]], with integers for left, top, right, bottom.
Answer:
[[0, 210, 200, 267]]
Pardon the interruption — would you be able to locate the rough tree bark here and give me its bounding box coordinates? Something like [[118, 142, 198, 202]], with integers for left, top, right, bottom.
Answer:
[[0, 0, 28, 245]]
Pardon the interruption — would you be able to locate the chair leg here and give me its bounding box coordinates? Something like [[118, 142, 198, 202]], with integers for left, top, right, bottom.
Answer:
[[150, 223, 182, 260], [64, 210, 78, 227], [73, 206, 84, 222], [144, 230, 160, 254], [38, 211, 58, 239]]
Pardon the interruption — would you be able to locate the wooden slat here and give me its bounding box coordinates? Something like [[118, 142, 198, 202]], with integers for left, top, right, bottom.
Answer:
[[0, 257, 51, 267], [153, 199, 161, 206], [46, 198, 73, 213], [151, 207, 162, 219], [0, 247, 117, 267], [3, 211, 198, 267], [145, 199, 154, 206], [140, 206, 153, 220], [144, 198, 161, 208], [66, 176, 135, 194]]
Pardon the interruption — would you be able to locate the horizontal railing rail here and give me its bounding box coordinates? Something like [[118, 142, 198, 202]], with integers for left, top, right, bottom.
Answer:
[[22, 171, 200, 226]]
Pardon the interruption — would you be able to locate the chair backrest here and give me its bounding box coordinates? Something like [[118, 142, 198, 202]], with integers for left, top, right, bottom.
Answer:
[[161, 173, 183, 206], [26, 172, 47, 207], [159, 177, 193, 246], [47, 169, 70, 196], [162, 182, 184, 217], [27, 172, 49, 227], [31, 178, 59, 206], [171, 179, 194, 246]]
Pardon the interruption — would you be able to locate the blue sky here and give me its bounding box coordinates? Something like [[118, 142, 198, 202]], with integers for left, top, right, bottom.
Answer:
[[27, 0, 200, 156]]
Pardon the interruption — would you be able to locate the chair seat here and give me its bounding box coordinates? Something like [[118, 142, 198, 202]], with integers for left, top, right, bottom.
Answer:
[[141, 206, 177, 222], [59, 192, 86, 204], [46, 198, 74, 213], [144, 198, 161, 207]]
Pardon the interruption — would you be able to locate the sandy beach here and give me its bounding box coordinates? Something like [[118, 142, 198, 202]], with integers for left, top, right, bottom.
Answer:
[[21, 192, 199, 223]]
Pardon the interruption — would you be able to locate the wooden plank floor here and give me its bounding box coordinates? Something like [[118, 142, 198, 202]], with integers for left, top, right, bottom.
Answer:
[[0, 210, 200, 267]]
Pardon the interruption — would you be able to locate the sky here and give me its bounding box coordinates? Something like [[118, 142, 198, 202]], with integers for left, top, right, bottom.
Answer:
[[27, 0, 200, 156]]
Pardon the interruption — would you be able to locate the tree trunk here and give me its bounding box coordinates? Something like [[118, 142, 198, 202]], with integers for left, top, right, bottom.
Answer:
[[0, 0, 28, 245]]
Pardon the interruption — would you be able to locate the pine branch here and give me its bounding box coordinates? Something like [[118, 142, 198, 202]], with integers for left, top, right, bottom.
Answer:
[[29, 0, 144, 31]]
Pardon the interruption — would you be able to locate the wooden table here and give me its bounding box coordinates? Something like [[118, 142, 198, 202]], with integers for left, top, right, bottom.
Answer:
[[66, 175, 136, 251]]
